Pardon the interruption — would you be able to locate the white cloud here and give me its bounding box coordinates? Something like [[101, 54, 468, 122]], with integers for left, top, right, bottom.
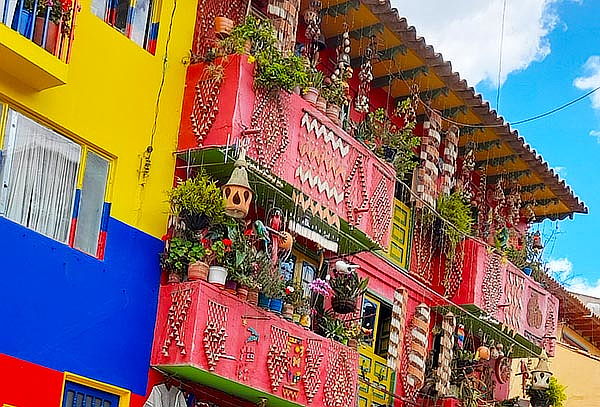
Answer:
[[553, 166, 567, 177], [547, 257, 600, 297], [590, 130, 600, 143], [574, 56, 600, 109], [391, 0, 568, 86]]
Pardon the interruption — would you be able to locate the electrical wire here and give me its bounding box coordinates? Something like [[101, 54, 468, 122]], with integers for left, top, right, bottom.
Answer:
[[495, 0, 508, 111]]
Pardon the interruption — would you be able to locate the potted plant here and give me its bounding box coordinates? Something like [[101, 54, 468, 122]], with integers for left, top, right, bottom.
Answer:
[[283, 281, 303, 320], [302, 69, 324, 105], [318, 310, 349, 344], [32, 0, 73, 52], [160, 237, 206, 283], [527, 377, 567, 407], [322, 79, 348, 125], [329, 268, 368, 315], [214, 16, 234, 38], [218, 15, 277, 56], [204, 238, 232, 287], [345, 322, 365, 350], [168, 171, 225, 233]]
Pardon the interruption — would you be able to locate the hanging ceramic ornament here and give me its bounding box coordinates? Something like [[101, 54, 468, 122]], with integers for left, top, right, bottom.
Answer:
[[222, 146, 253, 218], [355, 37, 375, 113]]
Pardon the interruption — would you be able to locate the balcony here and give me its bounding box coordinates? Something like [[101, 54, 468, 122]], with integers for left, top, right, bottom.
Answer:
[[453, 238, 559, 356], [151, 280, 360, 407], [0, 1, 77, 89], [178, 54, 396, 250]]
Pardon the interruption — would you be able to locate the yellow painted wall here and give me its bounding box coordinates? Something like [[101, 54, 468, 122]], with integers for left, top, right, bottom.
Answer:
[[0, 0, 198, 238], [509, 342, 600, 406]]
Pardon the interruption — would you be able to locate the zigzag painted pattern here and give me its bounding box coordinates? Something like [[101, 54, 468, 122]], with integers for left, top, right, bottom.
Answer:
[[295, 166, 345, 204], [293, 191, 340, 228], [298, 142, 347, 181], [301, 112, 350, 157]]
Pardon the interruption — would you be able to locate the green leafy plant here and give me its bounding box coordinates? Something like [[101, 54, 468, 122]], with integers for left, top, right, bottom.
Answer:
[[546, 377, 567, 407], [329, 268, 369, 300], [321, 79, 348, 106], [253, 252, 285, 298], [432, 191, 474, 260], [284, 280, 305, 307], [318, 310, 349, 343], [160, 237, 206, 279], [168, 171, 225, 230], [505, 233, 544, 276], [354, 99, 420, 177], [254, 52, 309, 92], [304, 68, 324, 91], [218, 15, 277, 56]]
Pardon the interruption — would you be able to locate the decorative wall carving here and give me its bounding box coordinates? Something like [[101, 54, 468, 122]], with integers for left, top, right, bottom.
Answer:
[[387, 288, 407, 371], [203, 300, 229, 371], [482, 253, 503, 316], [406, 304, 430, 395], [527, 291, 543, 329], [192, 0, 248, 56], [162, 287, 193, 356], [504, 270, 525, 331], [415, 112, 441, 207], [440, 125, 459, 195], [190, 64, 224, 144], [543, 297, 557, 355], [304, 339, 324, 404], [267, 326, 290, 392], [324, 342, 358, 407], [435, 312, 456, 396]]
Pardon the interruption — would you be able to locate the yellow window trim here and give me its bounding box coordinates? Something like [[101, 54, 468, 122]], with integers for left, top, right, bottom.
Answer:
[[0, 99, 115, 204], [60, 372, 131, 407]]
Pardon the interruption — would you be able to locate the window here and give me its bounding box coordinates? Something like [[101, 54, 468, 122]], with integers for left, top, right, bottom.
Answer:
[[0, 108, 111, 258], [61, 372, 130, 407], [92, 0, 160, 53], [63, 381, 120, 407], [388, 199, 411, 268]]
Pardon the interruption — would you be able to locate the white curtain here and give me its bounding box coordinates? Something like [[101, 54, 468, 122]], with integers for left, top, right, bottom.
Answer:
[[3, 111, 80, 243]]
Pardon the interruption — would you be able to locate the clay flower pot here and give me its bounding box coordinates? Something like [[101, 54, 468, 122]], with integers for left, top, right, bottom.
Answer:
[[224, 279, 238, 294], [282, 304, 294, 320], [237, 286, 249, 301], [302, 87, 319, 105], [347, 338, 358, 350], [33, 17, 58, 53], [315, 96, 327, 112], [326, 103, 341, 125], [187, 261, 209, 281], [247, 288, 259, 306], [208, 265, 228, 287], [214, 16, 234, 39]]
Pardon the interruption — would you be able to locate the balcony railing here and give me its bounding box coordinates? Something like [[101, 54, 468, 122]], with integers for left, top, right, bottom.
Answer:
[[1, 0, 77, 61], [151, 280, 359, 407], [178, 54, 396, 249], [454, 238, 559, 355]]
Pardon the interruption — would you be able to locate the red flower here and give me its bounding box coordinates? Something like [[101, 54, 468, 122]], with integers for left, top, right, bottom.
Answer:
[[201, 238, 210, 248], [243, 228, 253, 236], [161, 231, 172, 241], [61, 0, 72, 11], [222, 238, 232, 247]]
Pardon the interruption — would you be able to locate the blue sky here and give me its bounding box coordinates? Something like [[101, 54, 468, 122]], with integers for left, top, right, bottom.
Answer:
[[395, 0, 600, 296]]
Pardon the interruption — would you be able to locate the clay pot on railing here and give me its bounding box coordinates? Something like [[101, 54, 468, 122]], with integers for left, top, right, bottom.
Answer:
[[247, 288, 259, 306], [282, 304, 294, 320], [315, 96, 327, 113], [237, 285, 249, 301], [208, 265, 228, 287], [187, 261, 209, 281], [302, 87, 319, 105], [326, 103, 341, 125], [214, 16, 234, 38], [33, 17, 58, 53], [347, 338, 358, 350]]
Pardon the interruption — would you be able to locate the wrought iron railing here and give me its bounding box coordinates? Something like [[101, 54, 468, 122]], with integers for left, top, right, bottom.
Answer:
[[1, 0, 78, 62]]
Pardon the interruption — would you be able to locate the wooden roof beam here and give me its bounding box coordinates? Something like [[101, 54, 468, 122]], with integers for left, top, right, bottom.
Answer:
[[320, 0, 360, 18], [393, 86, 448, 104], [326, 23, 384, 47], [350, 45, 407, 67], [371, 65, 428, 88]]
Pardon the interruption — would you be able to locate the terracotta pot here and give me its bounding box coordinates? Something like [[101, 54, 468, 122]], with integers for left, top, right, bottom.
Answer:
[[214, 16, 234, 39], [224, 279, 238, 294], [237, 286, 249, 301], [315, 96, 327, 112], [348, 338, 358, 350], [208, 265, 228, 286], [167, 271, 181, 284], [247, 288, 259, 306], [282, 304, 294, 320], [302, 87, 319, 105], [187, 261, 209, 281], [331, 296, 357, 314], [33, 17, 58, 53], [326, 103, 341, 125]]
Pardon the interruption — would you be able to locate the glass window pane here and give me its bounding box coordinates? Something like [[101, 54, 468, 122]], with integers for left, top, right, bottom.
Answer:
[[130, 0, 151, 47], [113, 0, 130, 32], [301, 261, 316, 298], [91, 0, 108, 20], [361, 298, 378, 347], [74, 151, 109, 255], [1, 110, 80, 243]]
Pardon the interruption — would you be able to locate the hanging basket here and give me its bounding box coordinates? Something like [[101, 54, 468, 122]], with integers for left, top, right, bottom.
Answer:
[[331, 296, 357, 314]]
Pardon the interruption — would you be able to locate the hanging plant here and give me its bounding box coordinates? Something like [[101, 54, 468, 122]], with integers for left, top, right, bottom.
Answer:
[[426, 192, 474, 260], [527, 377, 567, 407], [354, 99, 420, 178]]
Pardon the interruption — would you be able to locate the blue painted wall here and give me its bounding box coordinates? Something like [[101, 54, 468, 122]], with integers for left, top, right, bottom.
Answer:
[[0, 216, 163, 395]]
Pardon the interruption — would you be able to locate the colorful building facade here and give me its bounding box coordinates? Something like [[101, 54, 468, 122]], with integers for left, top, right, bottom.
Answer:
[[0, 1, 589, 407], [0, 0, 197, 405]]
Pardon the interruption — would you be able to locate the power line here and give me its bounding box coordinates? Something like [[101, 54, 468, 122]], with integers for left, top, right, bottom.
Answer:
[[418, 85, 600, 129], [495, 0, 508, 111]]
